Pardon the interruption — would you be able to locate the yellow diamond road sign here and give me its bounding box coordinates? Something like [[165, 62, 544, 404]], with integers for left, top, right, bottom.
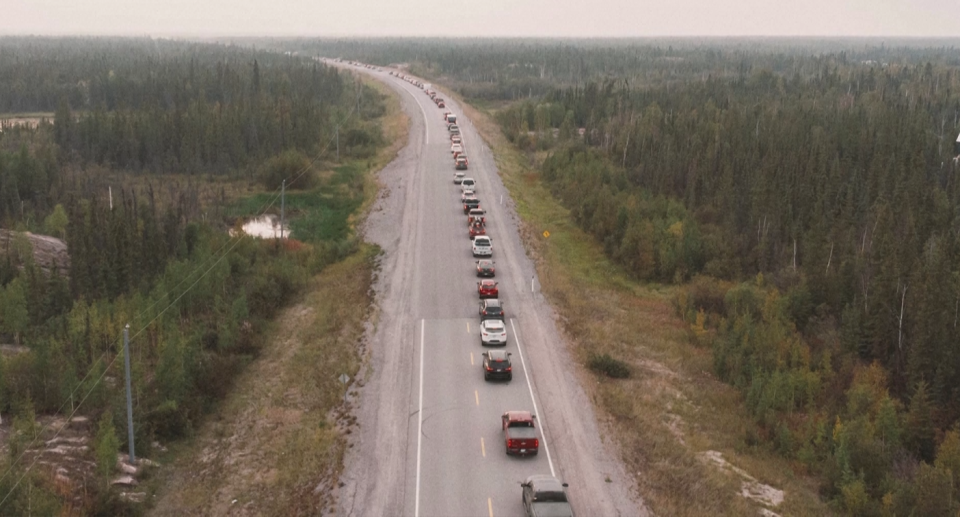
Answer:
[[543, 231, 550, 238]]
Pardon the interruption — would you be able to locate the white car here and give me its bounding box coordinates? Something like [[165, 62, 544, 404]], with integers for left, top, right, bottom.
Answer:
[[454, 172, 465, 184], [480, 319, 507, 346], [472, 235, 492, 257], [451, 143, 463, 154], [461, 178, 476, 192], [461, 188, 475, 201], [451, 134, 462, 144]]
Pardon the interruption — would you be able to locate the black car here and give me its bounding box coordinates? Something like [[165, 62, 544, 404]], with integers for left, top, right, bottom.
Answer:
[[463, 196, 480, 213], [521, 475, 574, 517], [476, 260, 495, 277], [482, 350, 512, 381], [479, 299, 505, 321]]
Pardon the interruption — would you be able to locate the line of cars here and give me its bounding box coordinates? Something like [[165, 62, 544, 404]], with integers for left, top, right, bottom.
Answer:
[[378, 64, 575, 517]]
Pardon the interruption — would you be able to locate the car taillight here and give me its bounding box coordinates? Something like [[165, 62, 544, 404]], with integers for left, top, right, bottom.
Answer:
[[534, 439, 539, 448], [481, 332, 488, 337], [508, 439, 516, 448], [506, 367, 512, 372], [486, 366, 493, 372]]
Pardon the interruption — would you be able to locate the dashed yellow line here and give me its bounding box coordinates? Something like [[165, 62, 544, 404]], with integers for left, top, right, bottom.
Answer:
[[470, 352, 475, 365], [481, 437, 486, 457], [467, 322, 471, 333], [475, 390, 479, 406], [488, 497, 493, 517]]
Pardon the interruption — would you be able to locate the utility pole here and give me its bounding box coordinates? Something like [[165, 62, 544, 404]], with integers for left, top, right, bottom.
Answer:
[[280, 179, 285, 240], [123, 324, 135, 464]]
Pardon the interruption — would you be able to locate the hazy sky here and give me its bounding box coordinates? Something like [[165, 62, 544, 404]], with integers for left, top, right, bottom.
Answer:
[[2, 0, 956, 37]]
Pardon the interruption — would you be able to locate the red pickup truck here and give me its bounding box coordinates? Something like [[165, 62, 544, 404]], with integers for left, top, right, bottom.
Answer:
[[502, 411, 540, 456]]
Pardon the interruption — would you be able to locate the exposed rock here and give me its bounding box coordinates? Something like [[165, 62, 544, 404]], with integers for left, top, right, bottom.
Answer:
[[120, 492, 147, 503], [700, 450, 785, 510], [118, 462, 139, 475], [69, 416, 92, 431], [111, 475, 138, 487], [0, 229, 70, 276]]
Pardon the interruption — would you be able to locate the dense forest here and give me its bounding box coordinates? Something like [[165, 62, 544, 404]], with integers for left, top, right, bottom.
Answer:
[[312, 37, 960, 514], [0, 37, 386, 514], [494, 53, 960, 513]]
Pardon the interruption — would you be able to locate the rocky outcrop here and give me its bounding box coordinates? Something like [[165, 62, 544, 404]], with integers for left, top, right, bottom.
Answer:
[[0, 229, 70, 277]]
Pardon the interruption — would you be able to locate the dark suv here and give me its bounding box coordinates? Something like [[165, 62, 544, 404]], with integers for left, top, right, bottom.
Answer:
[[479, 299, 505, 321], [463, 196, 480, 213], [482, 350, 513, 381]]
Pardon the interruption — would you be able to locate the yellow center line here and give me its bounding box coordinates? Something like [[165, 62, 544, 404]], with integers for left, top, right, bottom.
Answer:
[[470, 352, 475, 365], [488, 497, 493, 517], [481, 437, 486, 457], [467, 322, 471, 333], [475, 390, 479, 405]]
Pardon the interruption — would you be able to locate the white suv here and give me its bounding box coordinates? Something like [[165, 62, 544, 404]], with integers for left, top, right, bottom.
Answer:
[[480, 319, 507, 346], [472, 235, 492, 257], [461, 178, 476, 192]]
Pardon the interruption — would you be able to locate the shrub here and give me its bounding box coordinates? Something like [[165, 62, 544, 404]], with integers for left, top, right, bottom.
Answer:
[[258, 150, 318, 190], [587, 353, 631, 379]]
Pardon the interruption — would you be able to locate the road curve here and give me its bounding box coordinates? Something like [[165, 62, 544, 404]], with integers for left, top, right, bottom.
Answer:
[[333, 60, 647, 517]]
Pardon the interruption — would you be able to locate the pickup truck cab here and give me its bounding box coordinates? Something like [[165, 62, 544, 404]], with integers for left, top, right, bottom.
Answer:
[[521, 475, 574, 517], [502, 411, 539, 455], [467, 208, 486, 225]]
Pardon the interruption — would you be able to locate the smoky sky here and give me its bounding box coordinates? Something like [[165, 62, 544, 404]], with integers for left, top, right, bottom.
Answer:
[[2, 0, 957, 37]]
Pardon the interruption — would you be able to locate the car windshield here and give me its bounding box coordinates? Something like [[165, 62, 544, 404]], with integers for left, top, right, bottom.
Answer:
[[475, 238, 490, 245], [534, 490, 568, 503]]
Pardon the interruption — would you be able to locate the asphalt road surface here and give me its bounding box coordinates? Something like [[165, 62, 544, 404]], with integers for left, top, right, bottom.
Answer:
[[332, 60, 647, 517]]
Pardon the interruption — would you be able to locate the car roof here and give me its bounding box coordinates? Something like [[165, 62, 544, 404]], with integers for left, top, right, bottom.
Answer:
[[483, 298, 500, 307], [525, 475, 565, 492], [487, 349, 509, 360], [504, 410, 533, 421], [480, 279, 496, 285], [474, 236, 491, 243], [482, 319, 504, 328], [478, 259, 493, 265]]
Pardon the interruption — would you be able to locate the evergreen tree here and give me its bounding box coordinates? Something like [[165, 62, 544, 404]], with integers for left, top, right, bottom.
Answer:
[[904, 381, 936, 461], [94, 410, 120, 480]]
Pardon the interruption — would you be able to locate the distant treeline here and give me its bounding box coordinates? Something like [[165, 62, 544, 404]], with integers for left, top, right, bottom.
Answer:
[[1, 37, 386, 175], [259, 37, 960, 101], [498, 52, 960, 513]]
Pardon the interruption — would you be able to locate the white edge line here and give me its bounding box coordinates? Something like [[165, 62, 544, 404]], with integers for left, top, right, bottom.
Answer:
[[511, 318, 556, 477], [415, 318, 425, 517]]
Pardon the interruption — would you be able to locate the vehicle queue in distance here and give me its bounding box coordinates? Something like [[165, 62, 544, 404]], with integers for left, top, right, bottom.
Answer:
[[376, 63, 573, 517]]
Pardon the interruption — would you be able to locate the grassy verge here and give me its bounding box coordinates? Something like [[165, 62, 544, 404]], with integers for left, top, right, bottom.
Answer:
[[449, 90, 833, 516], [146, 72, 406, 516]]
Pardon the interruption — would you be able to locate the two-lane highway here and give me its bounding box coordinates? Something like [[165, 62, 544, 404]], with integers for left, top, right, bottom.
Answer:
[[335, 60, 646, 517]]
